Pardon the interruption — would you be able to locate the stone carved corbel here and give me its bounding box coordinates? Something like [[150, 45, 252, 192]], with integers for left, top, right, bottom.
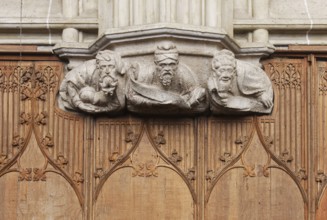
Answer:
[[126, 42, 208, 115], [58, 50, 127, 113], [58, 47, 273, 115], [208, 49, 274, 114]]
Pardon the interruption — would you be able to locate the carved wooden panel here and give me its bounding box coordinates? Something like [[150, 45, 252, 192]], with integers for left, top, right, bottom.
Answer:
[[94, 117, 143, 199], [206, 123, 305, 220], [204, 58, 308, 219], [262, 59, 307, 176], [315, 58, 327, 219], [0, 56, 325, 219], [94, 118, 196, 219], [0, 60, 83, 219], [262, 58, 308, 196]]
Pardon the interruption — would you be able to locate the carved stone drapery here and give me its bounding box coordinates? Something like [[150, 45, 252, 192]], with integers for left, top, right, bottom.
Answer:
[[208, 50, 274, 114], [126, 42, 208, 115], [58, 50, 127, 113], [58, 47, 273, 115], [55, 24, 274, 116]]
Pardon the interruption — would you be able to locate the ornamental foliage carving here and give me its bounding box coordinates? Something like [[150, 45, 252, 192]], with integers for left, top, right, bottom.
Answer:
[[318, 66, 327, 95], [267, 63, 302, 90]]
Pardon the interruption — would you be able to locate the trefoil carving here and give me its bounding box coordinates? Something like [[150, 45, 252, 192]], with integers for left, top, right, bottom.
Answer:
[[12, 134, 24, 149], [55, 152, 68, 168], [296, 168, 308, 180], [243, 165, 256, 177], [94, 167, 105, 179], [109, 151, 123, 164], [20, 112, 32, 125], [35, 111, 47, 125], [73, 171, 84, 185], [279, 150, 293, 164], [18, 168, 32, 181], [235, 136, 249, 148], [154, 131, 166, 146], [205, 169, 216, 183], [316, 170, 327, 183], [33, 168, 46, 181], [125, 128, 138, 145], [41, 133, 54, 149], [186, 167, 196, 181], [20, 87, 32, 100], [168, 149, 183, 164], [131, 160, 159, 177], [0, 153, 8, 166], [219, 152, 233, 164]]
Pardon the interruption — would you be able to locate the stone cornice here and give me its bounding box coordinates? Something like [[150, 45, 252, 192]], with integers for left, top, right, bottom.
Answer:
[[53, 23, 275, 59]]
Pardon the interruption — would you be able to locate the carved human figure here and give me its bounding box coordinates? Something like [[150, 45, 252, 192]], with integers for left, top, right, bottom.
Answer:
[[208, 49, 273, 114], [127, 42, 207, 114], [58, 50, 126, 113]]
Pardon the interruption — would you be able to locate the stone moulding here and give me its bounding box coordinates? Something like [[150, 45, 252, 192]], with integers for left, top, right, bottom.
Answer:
[[53, 24, 274, 59], [54, 24, 275, 115]]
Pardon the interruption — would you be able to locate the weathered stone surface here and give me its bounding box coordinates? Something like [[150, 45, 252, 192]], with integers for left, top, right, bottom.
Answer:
[[58, 46, 274, 116], [58, 50, 127, 113], [208, 49, 273, 114], [126, 42, 208, 115]]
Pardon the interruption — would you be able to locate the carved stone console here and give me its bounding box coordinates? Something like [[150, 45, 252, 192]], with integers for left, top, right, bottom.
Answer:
[[126, 42, 208, 115], [58, 50, 127, 113], [208, 50, 274, 114], [55, 24, 275, 115]]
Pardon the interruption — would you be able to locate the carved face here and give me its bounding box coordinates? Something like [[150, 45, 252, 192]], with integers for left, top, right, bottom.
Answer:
[[98, 60, 116, 78], [99, 75, 118, 96], [213, 63, 236, 87], [156, 58, 178, 87]]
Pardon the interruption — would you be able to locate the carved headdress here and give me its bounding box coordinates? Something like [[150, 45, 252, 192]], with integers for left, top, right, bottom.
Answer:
[[96, 50, 124, 74], [212, 49, 236, 70], [154, 42, 179, 63]]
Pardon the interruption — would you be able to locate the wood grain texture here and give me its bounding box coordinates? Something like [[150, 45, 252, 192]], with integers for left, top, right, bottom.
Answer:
[[0, 55, 325, 219]]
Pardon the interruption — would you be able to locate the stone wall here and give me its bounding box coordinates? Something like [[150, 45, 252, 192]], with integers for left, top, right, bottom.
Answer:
[[0, 0, 325, 47]]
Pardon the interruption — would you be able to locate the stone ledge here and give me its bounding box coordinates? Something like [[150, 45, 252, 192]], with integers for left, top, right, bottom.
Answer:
[[53, 23, 275, 60]]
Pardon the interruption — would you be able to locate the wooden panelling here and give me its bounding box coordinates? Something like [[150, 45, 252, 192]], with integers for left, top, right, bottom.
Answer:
[[315, 58, 327, 220], [1, 55, 326, 219], [94, 125, 194, 219], [0, 60, 84, 219]]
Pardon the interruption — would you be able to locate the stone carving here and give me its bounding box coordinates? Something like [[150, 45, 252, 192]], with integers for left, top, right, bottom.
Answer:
[[58, 47, 274, 115], [208, 49, 273, 114], [59, 50, 127, 113], [127, 42, 207, 115]]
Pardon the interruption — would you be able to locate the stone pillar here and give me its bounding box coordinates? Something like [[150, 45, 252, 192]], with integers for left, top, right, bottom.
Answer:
[[189, 0, 202, 26], [252, 0, 269, 43], [117, 0, 130, 27], [97, 0, 234, 35], [62, 0, 79, 18], [62, 0, 79, 42], [83, 0, 98, 14], [176, 0, 189, 24], [62, 28, 79, 42], [98, 0, 113, 34], [133, 0, 145, 25], [205, 0, 219, 27], [145, 0, 159, 24], [253, 29, 269, 43], [221, 0, 234, 37]]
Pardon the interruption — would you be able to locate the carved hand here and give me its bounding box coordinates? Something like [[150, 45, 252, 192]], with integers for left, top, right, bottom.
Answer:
[[188, 87, 206, 107], [259, 93, 273, 108]]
